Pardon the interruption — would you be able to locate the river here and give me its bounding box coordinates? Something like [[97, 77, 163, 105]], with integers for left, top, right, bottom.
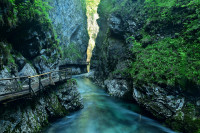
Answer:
[[44, 75, 176, 133]]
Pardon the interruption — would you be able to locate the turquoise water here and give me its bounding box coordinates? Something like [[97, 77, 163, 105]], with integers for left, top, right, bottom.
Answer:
[[44, 76, 176, 133]]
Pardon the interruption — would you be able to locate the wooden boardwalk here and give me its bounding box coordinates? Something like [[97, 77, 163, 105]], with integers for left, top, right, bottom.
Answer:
[[0, 68, 72, 104]]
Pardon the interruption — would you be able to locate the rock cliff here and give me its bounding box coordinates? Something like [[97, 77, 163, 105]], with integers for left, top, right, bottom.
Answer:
[[48, 0, 89, 63], [0, 0, 88, 132], [0, 0, 88, 95], [92, 0, 200, 132]]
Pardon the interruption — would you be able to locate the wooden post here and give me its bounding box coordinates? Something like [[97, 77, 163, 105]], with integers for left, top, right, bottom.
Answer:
[[15, 79, 18, 91], [71, 68, 72, 78], [29, 78, 32, 94], [49, 72, 51, 83], [59, 71, 61, 81], [15, 78, 22, 91], [28, 77, 35, 95], [49, 72, 55, 85], [39, 76, 44, 90], [65, 70, 67, 79], [39, 76, 41, 90]]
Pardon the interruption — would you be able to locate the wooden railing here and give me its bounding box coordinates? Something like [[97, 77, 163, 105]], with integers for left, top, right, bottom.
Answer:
[[61, 61, 90, 65], [0, 68, 72, 103]]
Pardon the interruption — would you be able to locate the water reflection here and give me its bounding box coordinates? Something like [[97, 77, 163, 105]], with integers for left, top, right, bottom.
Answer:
[[44, 76, 176, 133]]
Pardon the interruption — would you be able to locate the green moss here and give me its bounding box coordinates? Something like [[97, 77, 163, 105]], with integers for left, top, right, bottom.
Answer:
[[49, 95, 67, 116], [97, 1, 200, 131], [114, 0, 200, 89], [168, 114, 200, 133], [16, 0, 52, 27], [67, 79, 77, 86], [165, 103, 200, 133], [63, 42, 82, 61], [129, 37, 199, 86], [112, 68, 129, 77], [0, 42, 17, 70]]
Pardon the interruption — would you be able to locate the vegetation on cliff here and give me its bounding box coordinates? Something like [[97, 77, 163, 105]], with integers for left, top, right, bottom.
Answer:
[[129, 0, 200, 90], [0, 0, 62, 70], [96, 0, 200, 132], [99, 0, 200, 91]]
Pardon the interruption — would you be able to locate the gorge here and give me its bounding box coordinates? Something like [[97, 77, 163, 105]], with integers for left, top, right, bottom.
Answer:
[[0, 0, 200, 133]]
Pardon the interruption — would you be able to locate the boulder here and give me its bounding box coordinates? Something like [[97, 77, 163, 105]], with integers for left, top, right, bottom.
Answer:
[[14, 54, 26, 72], [104, 79, 131, 99], [109, 14, 124, 36], [133, 86, 185, 119], [18, 63, 38, 84]]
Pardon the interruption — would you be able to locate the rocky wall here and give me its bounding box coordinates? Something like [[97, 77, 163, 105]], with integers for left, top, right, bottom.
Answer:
[[48, 0, 89, 63], [92, 0, 200, 132], [0, 80, 83, 133]]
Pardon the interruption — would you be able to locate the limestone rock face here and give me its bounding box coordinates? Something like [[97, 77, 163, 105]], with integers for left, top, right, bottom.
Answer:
[[132, 86, 185, 119], [33, 54, 60, 74], [0, 67, 15, 95], [104, 79, 131, 99], [19, 63, 37, 77], [109, 15, 124, 36], [48, 0, 89, 62], [18, 63, 38, 84]]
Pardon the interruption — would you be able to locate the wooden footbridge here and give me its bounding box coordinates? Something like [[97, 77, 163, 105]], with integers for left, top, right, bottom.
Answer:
[[0, 68, 72, 104], [59, 61, 90, 73]]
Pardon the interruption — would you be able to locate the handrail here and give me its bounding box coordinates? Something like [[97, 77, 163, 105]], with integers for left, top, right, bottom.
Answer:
[[0, 76, 29, 81], [0, 67, 75, 103], [28, 72, 52, 78], [0, 68, 71, 81]]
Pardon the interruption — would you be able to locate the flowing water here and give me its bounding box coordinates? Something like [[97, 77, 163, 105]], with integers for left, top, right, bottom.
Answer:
[[44, 75, 176, 133]]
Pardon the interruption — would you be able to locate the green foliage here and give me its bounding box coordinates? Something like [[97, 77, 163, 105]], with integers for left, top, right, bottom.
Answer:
[[0, 42, 15, 68], [67, 79, 77, 86], [17, 0, 52, 27], [117, 0, 200, 89], [98, 0, 200, 89], [97, 0, 113, 17], [129, 36, 200, 87], [0, 0, 18, 27], [167, 103, 200, 133], [144, 0, 200, 35], [112, 69, 129, 77], [63, 43, 82, 61], [98, 0, 133, 17]]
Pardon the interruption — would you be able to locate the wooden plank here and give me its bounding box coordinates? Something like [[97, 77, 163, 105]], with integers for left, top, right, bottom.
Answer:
[[0, 76, 29, 81], [0, 68, 72, 103]]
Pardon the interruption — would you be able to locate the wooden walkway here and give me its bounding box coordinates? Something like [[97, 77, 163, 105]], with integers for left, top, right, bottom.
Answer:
[[0, 68, 72, 104], [59, 61, 90, 68]]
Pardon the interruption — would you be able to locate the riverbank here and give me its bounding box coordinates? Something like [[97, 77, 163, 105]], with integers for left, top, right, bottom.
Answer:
[[44, 76, 176, 133]]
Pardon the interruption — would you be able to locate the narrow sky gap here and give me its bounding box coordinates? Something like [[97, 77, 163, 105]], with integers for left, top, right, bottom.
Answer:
[[86, 0, 100, 72]]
